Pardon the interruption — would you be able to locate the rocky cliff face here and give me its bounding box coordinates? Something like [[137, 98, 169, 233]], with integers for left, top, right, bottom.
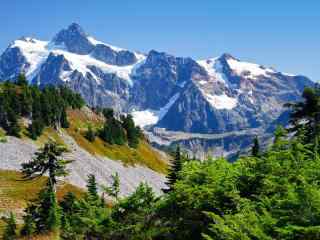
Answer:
[[0, 23, 314, 157]]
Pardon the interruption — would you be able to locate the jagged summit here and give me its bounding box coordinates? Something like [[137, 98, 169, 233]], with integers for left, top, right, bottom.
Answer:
[[51, 23, 94, 54]]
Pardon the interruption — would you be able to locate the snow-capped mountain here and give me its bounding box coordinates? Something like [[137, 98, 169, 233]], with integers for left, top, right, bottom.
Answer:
[[0, 23, 313, 157]]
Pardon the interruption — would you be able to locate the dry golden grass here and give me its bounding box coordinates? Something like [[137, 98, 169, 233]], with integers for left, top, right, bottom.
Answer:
[[66, 108, 168, 173], [35, 127, 65, 147]]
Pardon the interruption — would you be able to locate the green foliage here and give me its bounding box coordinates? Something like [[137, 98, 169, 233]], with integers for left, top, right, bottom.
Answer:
[[86, 174, 99, 202], [85, 125, 96, 142], [99, 117, 126, 145], [20, 206, 36, 236], [122, 114, 141, 148], [164, 146, 183, 193], [102, 172, 120, 200], [16, 73, 28, 86], [2, 212, 17, 240], [251, 136, 260, 157], [287, 85, 320, 144], [0, 75, 85, 139], [21, 140, 72, 190], [102, 108, 114, 119], [17, 85, 320, 239]]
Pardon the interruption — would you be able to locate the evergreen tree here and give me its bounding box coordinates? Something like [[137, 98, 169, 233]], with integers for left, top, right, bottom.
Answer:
[[6, 108, 21, 137], [21, 140, 72, 192], [2, 212, 17, 240], [102, 172, 120, 200], [20, 205, 36, 236], [122, 114, 140, 148], [100, 118, 126, 145], [34, 182, 61, 232], [287, 86, 320, 143], [102, 108, 114, 119], [60, 108, 69, 128], [163, 146, 183, 193], [85, 125, 96, 142], [16, 73, 28, 86], [86, 174, 99, 201], [28, 118, 45, 140], [251, 136, 260, 157]]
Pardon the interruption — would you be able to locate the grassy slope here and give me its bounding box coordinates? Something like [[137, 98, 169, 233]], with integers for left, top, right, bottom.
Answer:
[[13, 107, 167, 173], [0, 170, 83, 239], [66, 108, 168, 173]]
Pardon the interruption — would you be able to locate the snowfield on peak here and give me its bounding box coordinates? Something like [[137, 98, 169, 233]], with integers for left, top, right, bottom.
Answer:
[[11, 37, 146, 85], [226, 57, 275, 78], [197, 58, 228, 84]]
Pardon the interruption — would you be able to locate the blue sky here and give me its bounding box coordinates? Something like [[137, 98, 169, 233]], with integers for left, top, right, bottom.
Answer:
[[1, 0, 319, 80]]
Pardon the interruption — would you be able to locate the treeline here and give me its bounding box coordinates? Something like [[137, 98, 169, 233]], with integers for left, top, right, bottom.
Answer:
[[85, 107, 142, 148], [0, 74, 85, 139]]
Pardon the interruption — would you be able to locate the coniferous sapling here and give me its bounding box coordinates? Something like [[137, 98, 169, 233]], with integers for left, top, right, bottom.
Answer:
[[2, 212, 17, 240]]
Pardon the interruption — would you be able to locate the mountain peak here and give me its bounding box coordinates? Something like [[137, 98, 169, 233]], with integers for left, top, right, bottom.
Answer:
[[219, 53, 238, 61], [66, 23, 87, 35], [52, 23, 94, 54]]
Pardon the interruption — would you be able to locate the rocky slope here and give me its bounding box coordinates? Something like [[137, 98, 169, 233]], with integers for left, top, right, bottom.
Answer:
[[0, 23, 314, 157], [0, 132, 166, 197]]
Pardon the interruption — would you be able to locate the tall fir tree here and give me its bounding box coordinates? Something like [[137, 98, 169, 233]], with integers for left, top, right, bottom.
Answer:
[[102, 172, 120, 200], [86, 174, 99, 201], [251, 136, 260, 157], [163, 146, 183, 193], [21, 140, 72, 192]]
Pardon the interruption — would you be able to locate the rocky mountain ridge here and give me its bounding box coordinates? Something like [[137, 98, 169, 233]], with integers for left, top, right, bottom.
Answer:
[[0, 23, 313, 157]]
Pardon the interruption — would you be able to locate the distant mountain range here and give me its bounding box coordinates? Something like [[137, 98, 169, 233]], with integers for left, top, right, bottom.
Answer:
[[0, 23, 313, 157]]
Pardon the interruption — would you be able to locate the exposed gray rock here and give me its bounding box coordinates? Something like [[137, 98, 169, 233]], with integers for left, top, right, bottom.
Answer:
[[52, 23, 95, 55], [91, 44, 138, 66], [0, 134, 166, 196]]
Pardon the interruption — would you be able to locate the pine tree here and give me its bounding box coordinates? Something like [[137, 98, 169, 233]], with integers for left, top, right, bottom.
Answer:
[[102, 172, 120, 200], [60, 108, 69, 129], [28, 118, 45, 140], [35, 182, 61, 232], [86, 174, 99, 201], [251, 136, 260, 157], [21, 140, 72, 192], [20, 206, 36, 237], [2, 212, 17, 240], [163, 146, 183, 193], [287, 86, 320, 144], [122, 114, 140, 148], [16, 73, 28, 86], [85, 125, 96, 142], [6, 108, 21, 137], [102, 108, 114, 119]]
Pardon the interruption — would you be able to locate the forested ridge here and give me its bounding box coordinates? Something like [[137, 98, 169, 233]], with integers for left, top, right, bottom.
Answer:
[[2, 81, 320, 239], [0, 74, 142, 148]]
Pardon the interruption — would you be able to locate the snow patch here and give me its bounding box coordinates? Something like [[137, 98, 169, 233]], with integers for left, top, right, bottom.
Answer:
[[131, 110, 159, 128], [132, 93, 180, 128], [88, 36, 124, 52], [12, 38, 49, 82], [203, 92, 238, 110], [226, 58, 275, 78], [158, 93, 180, 120], [197, 58, 228, 84]]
